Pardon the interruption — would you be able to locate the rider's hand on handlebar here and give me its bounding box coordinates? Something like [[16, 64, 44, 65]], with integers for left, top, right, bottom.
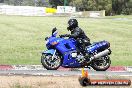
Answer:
[[59, 35, 65, 38], [59, 34, 70, 38]]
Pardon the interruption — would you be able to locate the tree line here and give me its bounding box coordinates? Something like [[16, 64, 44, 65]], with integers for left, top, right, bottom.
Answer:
[[67, 0, 132, 15], [1, 0, 132, 15], [1, 0, 49, 7]]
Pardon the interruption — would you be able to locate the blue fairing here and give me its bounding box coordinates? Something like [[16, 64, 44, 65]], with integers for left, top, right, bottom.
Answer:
[[45, 36, 80, 67], [56, 38, 77, 54], [86, 40, 110, 54], [46, 37, 64, 49], [61, 51, 81, 67], [42, 49, 55, 55]]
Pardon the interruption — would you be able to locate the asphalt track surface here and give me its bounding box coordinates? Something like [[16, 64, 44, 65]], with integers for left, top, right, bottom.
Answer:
[[0, 70, 132, 77]]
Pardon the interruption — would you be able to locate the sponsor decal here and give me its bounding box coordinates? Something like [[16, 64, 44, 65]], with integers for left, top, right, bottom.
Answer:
[[79, 68, 131, 86]]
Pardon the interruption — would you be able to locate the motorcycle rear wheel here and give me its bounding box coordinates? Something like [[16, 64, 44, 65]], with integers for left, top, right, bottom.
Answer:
[[41, 54, 62, 70], [91, 55, 111, 71]]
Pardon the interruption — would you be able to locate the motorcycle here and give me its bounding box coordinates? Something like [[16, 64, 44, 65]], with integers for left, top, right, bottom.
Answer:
[[41, 28, 111, 71]]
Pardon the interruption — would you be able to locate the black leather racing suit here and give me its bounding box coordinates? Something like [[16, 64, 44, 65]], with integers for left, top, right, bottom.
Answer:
[[70, 27, 91, 53]]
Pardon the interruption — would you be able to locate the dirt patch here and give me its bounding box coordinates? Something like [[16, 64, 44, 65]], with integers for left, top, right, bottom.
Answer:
[[0, 75, 80, 88], [0, 75, 131, 88]]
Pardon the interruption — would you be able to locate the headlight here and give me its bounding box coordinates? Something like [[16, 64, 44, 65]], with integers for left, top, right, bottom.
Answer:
[[45, 40, 49, 44]]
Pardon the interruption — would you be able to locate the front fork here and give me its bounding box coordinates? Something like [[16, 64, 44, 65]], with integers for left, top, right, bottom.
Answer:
[[51, 50, 56, 60]]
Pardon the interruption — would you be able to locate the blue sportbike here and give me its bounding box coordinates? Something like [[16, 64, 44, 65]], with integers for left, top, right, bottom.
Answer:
[[41, 28, 111, 71]]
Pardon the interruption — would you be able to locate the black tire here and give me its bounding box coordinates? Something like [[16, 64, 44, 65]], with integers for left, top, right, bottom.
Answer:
[[41, 54, 62, 70], [79, 77, 91, 86], [91, 55, 111, 71]]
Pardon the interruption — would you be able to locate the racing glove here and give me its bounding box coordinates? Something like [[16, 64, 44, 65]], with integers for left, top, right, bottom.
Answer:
[[59, 34, 70, 38]]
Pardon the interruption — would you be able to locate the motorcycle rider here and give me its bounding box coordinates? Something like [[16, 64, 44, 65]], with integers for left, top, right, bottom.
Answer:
[[60, 19, 91, 56]]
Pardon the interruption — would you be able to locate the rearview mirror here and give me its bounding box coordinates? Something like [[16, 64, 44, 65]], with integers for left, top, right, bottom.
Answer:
[[52, 27, 58, 37]]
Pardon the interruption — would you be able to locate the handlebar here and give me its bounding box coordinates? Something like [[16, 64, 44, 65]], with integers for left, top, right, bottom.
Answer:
[[59, 34, 70, 38]]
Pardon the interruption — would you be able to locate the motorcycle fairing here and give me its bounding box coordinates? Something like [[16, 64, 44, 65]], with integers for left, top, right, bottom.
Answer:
[[86, 40, 110, 54], [54, 38, 81, 67], [61, 50, 81, 67], [46, 37, 64, 49], [55, 39, 76, 54]]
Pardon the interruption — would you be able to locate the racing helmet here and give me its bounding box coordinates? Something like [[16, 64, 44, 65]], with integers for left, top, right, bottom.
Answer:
[[67, 19, 78, 31]]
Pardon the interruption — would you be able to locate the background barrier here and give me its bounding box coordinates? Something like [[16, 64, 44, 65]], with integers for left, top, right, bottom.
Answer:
[[0, 5, 105, 17]]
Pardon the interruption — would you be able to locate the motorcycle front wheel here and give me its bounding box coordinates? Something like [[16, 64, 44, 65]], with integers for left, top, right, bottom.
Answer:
[[91, 55, 111, 71], [41, 54, 62, 70]]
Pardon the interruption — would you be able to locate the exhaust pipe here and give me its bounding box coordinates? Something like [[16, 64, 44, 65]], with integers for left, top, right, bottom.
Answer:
[[90, 49, 110, 60]]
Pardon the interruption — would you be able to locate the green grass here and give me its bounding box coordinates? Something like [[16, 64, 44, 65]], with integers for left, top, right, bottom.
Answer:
[[9, 82, 32, 88], [0, 15, 132, 66]]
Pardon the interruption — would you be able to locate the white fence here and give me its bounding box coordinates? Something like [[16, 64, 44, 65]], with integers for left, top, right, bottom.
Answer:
[[57, 6, 76, 13], [0, 5, 105, 17], [0, 5, 76, 16], [72, 10, 105, 18], [0, 5, 46, 16]]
